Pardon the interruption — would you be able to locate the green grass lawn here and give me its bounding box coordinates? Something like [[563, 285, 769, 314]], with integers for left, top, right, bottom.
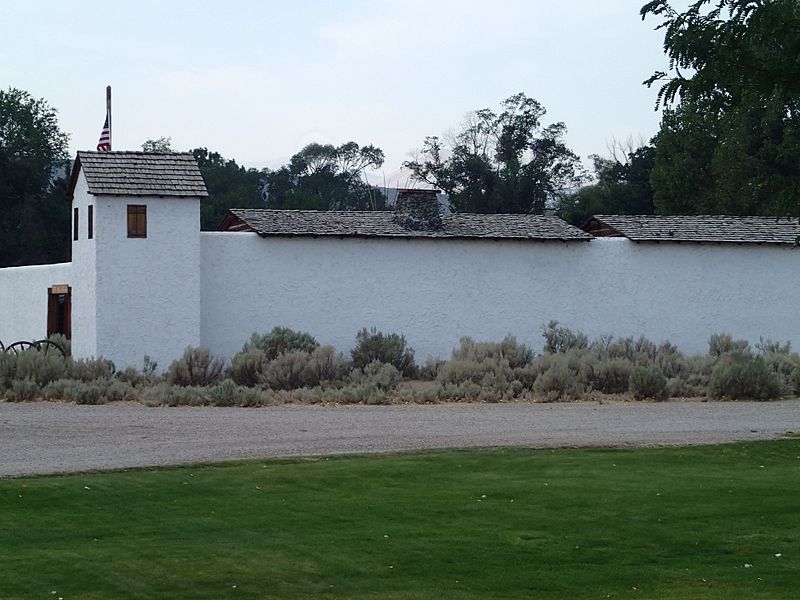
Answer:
[[1, 440, 799, 600]]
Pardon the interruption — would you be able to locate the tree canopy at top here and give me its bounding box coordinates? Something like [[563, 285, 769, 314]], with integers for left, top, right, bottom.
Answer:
[[0, 88, 71, 267], [642, 0, 800, 215], [404, 93, 587, 214]]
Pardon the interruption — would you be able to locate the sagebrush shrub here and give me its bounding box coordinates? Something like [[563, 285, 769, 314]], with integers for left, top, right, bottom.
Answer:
[[585, 357, 632, 394], [351, 327, 416, 376], [451, 336, 533, 369], [532, 354, 584, 401], [71, 357, 116, 382], [5, 379, 39, 402], [542, 321, 589, 354], [260, 351, 313, 390], [709, 353, 783, 400], [629, 365, 667, 400], [305, 346, 349, 384], [245, 327, 319, 360], [14, 349, 68, 387], [229, 348, 268, 387], [791, 366, 800, 396], [708, 333, 750, 357], [350, 361, 401, 391], [167, 347, 224, 387]]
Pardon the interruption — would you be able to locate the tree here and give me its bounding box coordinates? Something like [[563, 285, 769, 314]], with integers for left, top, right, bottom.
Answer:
[[264, 142, 386, 211], [141, 137, 173, 152], [0, 88, 70, 267], [558, 145, 656, 226], [191, 148, 266, 229], [404, 93, 587, 214], [642, 0, 800, 215]]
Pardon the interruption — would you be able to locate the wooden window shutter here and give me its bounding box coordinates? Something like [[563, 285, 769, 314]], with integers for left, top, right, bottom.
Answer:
[[73, 207, 79, 241], [88, 205, 94, 240], [127, 205, 147, 238]]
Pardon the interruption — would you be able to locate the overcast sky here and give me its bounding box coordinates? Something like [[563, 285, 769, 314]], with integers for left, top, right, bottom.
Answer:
[[1, 0, 669, 183]]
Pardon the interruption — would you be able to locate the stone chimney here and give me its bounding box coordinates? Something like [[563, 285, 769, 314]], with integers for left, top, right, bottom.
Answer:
[[393, 189, 442, 231]]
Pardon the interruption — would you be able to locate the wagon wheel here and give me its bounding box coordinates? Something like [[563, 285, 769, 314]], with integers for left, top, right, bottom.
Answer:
[[33, 339, 68, 358], [5, 341, 34, 355]]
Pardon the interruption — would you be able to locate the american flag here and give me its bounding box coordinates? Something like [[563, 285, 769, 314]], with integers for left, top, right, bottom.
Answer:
[[97, 113, 111, 151]]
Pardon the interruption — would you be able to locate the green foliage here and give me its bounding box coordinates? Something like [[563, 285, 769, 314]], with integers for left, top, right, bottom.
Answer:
[[642, 0, 800, 215], [14, 348, 68, 387], [141, 137, 173, 152], [584, 357, 633, 394], [404, 93, 587, 214], [264, 142, 386, 211], [708, 333, 750, 357], [70, 357, 116, 382], [542, 321, 589, 354], [709, 352, 784, 400], [0, 87, 71, 267], [791, 366, 800, 396], [349, 361, 401, 392], [532, 353, 584, 401], [629, 365, 668, 400], [351, 327, 416, 377], [228, 348, 267, 387], [451, 336, 533, 369], [245, 327, 319, 360], [191, 147, 266, 230], [166, 347, 224, 387], [559, 146, 656, 226], [5, 379, 40, 402]]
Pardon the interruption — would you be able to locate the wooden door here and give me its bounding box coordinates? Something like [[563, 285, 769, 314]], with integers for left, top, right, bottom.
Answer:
[[47, 285, 71, 339]]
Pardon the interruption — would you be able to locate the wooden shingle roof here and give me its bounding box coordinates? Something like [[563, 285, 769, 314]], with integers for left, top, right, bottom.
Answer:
[[222, 209, 592, 242], [584, 215, 800, 245], [69, 151, 208, 198]]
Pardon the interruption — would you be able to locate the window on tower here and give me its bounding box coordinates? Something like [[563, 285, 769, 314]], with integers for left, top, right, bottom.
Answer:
[[127, 205, 147, 238]]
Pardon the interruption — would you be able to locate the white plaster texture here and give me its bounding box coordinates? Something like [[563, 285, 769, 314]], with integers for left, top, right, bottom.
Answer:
[[70, 170, 97, 358], [0, 262, 71, 344], [89, 195, 201, 369], [200, 233, 800, 361]]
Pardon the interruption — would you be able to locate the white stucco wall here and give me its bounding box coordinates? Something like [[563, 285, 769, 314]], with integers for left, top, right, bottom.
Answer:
[[89, 194, 201, 370], [70, 170, 97, 358], [200, 233, 800, 362], [0, 262, 71, 345]]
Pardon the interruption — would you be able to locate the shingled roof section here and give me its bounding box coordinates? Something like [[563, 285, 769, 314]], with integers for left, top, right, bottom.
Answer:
[[584, 215, 800, 245], [223, 209, 592, 242], [69, 151, 208, 198]]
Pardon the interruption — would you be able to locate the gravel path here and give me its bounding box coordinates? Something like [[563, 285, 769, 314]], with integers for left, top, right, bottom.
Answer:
[[1, 400, 798, 477]]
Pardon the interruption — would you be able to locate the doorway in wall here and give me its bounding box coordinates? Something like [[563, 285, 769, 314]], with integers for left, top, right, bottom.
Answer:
[[47, 285, 71, 339]]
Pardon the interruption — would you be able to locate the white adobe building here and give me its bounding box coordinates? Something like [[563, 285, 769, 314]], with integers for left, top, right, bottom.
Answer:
[[0, 151, 798, 370]]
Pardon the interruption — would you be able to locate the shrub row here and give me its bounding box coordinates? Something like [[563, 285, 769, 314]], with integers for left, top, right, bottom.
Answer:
[[2, 325, 799, 405]]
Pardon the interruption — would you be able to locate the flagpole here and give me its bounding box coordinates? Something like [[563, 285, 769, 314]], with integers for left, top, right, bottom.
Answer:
[[106, 85, 112, 151]]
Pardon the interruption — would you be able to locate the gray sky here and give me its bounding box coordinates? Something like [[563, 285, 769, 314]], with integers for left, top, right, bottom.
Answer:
[[1, 0, 668, 182]]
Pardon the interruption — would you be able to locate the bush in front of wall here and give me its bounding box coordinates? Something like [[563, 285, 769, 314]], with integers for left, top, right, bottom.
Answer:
[[629, 365, 668, 400], [351, 327, 416, 377], [229, 348, 268, 387], [245, 327, 319, 360], [542, 321, 589, 354], [167, 347, 224, 387], [350, 361, 401, 391], [708, 333, 750, 357], [708, 352, 783, 400], [584, 356, 633, 394], [532, 353, 584, 401], [451, 336, 533, 369], [791, 366, 800, 396], [5, 379, 40, 402], [13, 348, 69, 387]]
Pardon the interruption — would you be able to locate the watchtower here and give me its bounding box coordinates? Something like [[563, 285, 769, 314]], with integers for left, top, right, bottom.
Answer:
[[67, 151, 207, 369]]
